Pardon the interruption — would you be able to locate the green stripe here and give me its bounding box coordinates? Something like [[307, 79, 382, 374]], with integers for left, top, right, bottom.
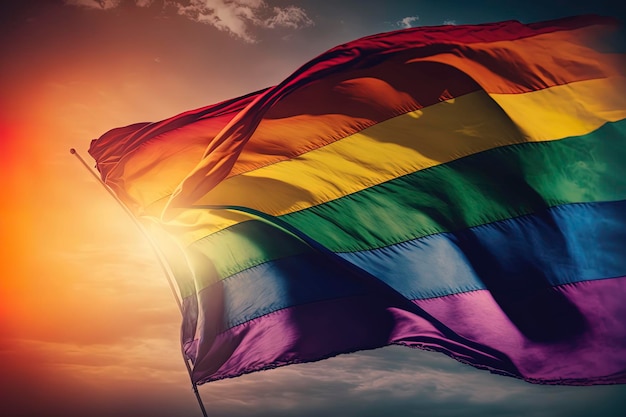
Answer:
[[286, 120, 626, 252], [191, 119, 626, 279], [188, 216, 312, 288]]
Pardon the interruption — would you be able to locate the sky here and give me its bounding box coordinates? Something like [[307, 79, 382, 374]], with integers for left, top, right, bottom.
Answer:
[[1, 1, 625, 417]]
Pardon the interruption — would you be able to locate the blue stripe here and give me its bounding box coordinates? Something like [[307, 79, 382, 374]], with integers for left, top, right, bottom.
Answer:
[[210, 199, 626, 329], [222, 253, 370, 328], [342, 200, 626, 300]]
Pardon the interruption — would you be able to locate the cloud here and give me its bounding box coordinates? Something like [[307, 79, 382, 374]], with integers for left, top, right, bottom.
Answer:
[[193, 346, 626, 417], [5, 333, 626, 417], [397, 15, 419, 28], [27, 240, 182, 345], [443, 19, 457, 25], [63, 0, 154, 7], [1, 336, 196, 417], [264, 5, 313, 29], [63, 0, 121, 9], [173, 0, 314, 43], [64, 0, 314, 43]]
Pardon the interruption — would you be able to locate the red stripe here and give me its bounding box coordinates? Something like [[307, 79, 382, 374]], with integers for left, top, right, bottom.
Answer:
[[88, 88, 265, 183]]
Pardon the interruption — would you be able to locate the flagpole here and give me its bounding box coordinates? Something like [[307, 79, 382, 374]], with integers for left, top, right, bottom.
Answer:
[[69, 148, 209, 417]]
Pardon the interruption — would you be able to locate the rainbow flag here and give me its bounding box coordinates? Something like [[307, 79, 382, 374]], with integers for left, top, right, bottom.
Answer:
[[89, 15, 626, 386]]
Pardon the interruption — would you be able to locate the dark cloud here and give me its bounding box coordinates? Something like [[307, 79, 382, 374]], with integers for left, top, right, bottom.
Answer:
[[190, 347, 626, 417]]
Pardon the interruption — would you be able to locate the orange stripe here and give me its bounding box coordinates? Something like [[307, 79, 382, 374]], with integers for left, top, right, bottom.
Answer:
[[223, 28, 624, 179]]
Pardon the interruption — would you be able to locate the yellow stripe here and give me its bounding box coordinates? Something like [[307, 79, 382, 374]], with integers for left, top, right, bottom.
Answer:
[[159, 76, 626, 245], [490, 77, 626, 140]]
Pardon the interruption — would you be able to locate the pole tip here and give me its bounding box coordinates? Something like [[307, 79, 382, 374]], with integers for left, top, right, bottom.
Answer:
[[69, 148, 76, 154]]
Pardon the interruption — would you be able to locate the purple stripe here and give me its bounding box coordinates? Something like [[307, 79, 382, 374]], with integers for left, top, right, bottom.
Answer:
[[187, 276, 626, 385], [187, 293, 517, 384], [411, 276, 626, 385]]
